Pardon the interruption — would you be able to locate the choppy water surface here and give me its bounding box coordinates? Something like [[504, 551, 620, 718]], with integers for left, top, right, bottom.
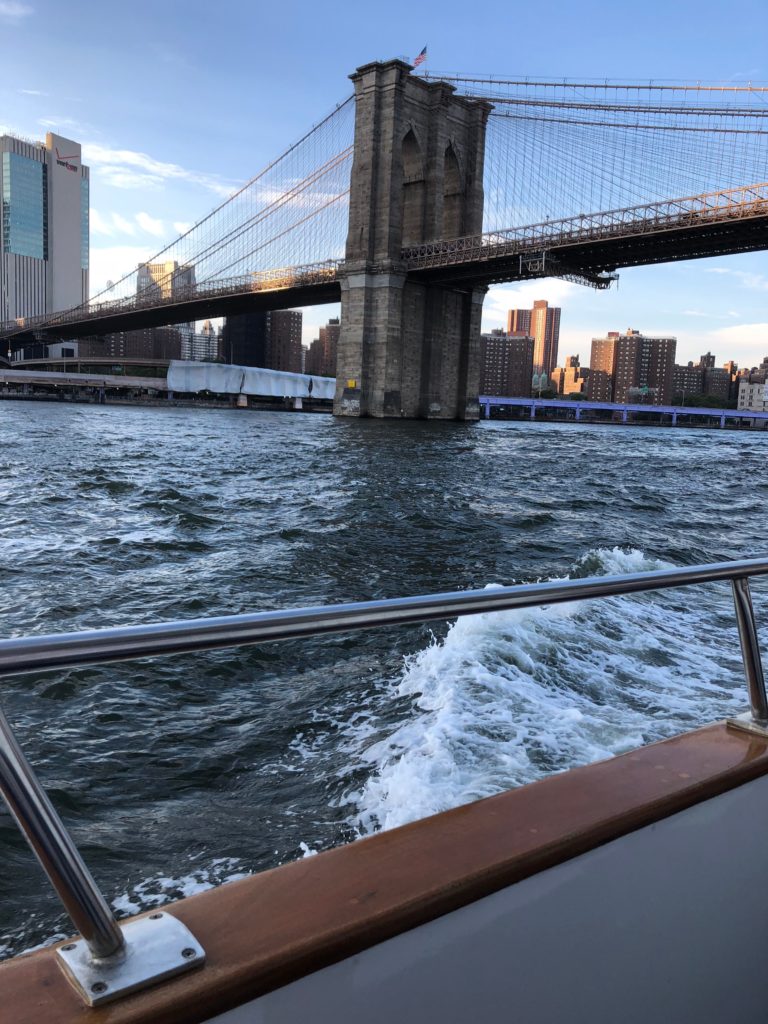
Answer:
[[1, 401, 766, 956]]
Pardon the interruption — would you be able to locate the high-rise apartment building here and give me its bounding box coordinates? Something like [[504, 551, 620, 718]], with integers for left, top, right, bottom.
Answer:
[[221, 312, 269, 366], [703, 367, 730, 402], [672, 353, 732, 404], [304, 338, 322, 377], [136, 260, 195, 300], [672, 362, 704, 400], [305, 316, 339, 377], [506, 308, 531, 335], [1, 132, 89, 323], [591, 328, 676, 405], [507, 300, 560, 376], [185, 321, 220, 362], [319, 317, 339, 375], [222, 309, 303, 373], [267, 310, 302, 373], [480, 330, 534, 397], [588, 335, 618, 402], [78, 327, 183, 360], [135, 261, 195, 363]]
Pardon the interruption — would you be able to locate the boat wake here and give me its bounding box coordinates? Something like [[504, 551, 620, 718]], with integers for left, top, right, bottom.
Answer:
[[341, 547, 745, 834]]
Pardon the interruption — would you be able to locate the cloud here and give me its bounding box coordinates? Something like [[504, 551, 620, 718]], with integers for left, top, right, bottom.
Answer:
[[88, 210, 141, 238], [173, 221, 193, 236], [708, 322, 768, 362], [18, 88, 46, 96], [680, 309, 736, 320], [670, 322, 768, 368], [90, 210, 114, 237], [38, 116, 82, 130], [111, 213, 136, 236], [82, 142, 235, 197], [0, 2, 33, 21], [705, 268, 768, 292], [135, 212, 165, 237]]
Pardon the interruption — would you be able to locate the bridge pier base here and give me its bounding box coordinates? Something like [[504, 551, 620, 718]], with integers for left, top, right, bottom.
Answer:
[[335, 268, 485, 419]]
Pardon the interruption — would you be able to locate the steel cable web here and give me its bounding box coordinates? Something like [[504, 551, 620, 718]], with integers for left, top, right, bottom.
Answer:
[[435, 75, 768, 233], [51, 97, 356, 323]]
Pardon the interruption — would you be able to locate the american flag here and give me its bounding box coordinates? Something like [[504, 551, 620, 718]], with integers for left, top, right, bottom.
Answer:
[[413, 46, 427, 68]]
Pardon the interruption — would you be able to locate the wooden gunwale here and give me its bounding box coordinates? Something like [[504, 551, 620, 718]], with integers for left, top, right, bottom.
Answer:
[[2, 721, 768, 1024]]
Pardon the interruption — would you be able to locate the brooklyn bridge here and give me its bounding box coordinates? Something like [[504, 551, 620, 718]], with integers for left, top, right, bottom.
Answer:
[[3, 59, 768, 419]]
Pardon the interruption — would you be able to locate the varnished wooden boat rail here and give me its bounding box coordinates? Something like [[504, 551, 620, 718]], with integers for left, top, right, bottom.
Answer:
[[1, 555, 768, 1007], [5, 722, 768, 1023]]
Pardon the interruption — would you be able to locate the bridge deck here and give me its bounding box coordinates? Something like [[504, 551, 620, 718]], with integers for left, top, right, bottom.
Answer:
[[3, 182, 768, 347]]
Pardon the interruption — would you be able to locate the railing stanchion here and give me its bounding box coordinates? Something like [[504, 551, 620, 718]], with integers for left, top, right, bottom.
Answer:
[[0, 707, 125, 960], [731, 576, 768, 724]]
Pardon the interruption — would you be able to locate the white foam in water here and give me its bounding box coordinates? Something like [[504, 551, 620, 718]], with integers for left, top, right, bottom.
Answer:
[[110, 857, 250, 917], [344, 547, 745, 835]]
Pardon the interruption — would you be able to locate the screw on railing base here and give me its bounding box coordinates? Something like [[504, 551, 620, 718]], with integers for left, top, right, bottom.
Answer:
[[57, 913, 205, 1006]]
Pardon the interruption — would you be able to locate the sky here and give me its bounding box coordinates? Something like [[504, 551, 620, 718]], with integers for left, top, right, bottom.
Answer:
[[2, 0, 768, 367]]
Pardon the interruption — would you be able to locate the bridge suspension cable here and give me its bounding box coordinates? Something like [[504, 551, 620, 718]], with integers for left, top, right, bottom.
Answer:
[[442, 74, 768, 233], [424, 73, 768, 94], [1, 95, 356, 340], [6, 70, 768, 345]]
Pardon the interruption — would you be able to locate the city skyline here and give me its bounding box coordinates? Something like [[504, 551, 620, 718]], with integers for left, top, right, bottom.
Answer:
[[2, 0, 767, 365]]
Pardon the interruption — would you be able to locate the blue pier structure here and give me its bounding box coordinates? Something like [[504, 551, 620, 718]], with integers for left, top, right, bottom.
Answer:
[[480, 396, 768, 429]]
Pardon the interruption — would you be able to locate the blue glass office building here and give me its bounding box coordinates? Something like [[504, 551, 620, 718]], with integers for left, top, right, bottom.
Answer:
[[0, 132, 89, 325]]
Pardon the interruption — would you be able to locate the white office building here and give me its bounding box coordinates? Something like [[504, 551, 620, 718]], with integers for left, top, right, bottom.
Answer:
[[0, 132, 89, 324]]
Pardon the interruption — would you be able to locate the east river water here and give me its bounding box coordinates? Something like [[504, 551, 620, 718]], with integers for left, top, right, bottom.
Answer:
[[1, 400, 766, 957]]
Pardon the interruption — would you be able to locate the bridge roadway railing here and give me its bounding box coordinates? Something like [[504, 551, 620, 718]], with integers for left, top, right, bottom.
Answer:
[[0, 261, 342, 339], [402, 180, 768, 270]]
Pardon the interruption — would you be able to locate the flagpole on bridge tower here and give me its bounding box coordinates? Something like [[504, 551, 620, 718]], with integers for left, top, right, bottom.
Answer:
[[412, 45, 427, 74]]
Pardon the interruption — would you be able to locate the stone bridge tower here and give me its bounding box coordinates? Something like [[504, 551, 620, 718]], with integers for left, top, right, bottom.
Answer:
[[335, 60, 492, 420]]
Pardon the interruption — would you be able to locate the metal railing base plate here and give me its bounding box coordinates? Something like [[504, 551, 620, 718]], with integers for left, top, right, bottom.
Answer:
[[726, 711, 768, 739], [56, 911, 205, 1006]]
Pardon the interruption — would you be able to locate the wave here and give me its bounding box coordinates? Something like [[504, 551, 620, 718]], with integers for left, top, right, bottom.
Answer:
[[342, 547, 745, 834]]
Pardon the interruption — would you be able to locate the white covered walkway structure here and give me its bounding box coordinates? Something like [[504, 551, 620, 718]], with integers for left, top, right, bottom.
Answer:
[[167, 362, 335, 399]]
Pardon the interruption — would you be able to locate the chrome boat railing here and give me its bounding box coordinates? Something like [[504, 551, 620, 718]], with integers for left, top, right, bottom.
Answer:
[[2, 556, 768, 1004]]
